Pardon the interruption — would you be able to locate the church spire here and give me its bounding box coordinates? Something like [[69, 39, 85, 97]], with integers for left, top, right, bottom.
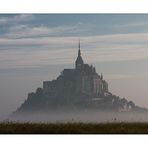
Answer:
[[78, 39, 81, 56], [75, 39, 84, 69]]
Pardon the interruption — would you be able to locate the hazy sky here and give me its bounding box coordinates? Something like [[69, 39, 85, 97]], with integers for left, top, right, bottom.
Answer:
[[1, 14, 148, 119]]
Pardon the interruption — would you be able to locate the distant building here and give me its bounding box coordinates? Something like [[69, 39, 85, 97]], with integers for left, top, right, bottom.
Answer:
[[43, 41, 108, 98], [15, 41, 143, 115]]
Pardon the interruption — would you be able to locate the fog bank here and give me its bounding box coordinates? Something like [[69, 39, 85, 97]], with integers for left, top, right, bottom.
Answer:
[[7, 110, 148, 123]]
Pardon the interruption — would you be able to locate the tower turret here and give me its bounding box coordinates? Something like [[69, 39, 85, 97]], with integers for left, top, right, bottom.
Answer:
[[101, 73, 103, 80], [75, 40, 84, 69]]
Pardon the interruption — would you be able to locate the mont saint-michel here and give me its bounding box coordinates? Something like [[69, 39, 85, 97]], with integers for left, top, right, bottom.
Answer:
[[12, 41, 147, 118]]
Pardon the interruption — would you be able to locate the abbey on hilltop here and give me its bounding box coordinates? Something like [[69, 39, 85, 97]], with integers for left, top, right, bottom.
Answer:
[[15, 41, 148, 115], [43, 40, 108, 98]]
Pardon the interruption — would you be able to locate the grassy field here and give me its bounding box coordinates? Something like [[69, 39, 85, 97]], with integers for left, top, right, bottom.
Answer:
[[1, 122, 148, 134]]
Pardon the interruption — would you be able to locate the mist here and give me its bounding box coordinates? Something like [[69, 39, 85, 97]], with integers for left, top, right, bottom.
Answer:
[[7, 110, 148, 123]]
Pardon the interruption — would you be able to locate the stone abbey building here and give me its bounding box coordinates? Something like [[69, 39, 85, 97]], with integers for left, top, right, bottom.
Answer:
[[16, 41, 142, 114], [43, 41, 108, 98]]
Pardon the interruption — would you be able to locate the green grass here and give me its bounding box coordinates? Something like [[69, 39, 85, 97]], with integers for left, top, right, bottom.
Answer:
[[1, 122, 148, 134]]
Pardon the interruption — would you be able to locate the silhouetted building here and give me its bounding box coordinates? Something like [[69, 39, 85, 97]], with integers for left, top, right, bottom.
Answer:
[[14, 41, 146, 115], [43, 41, 108, 98]]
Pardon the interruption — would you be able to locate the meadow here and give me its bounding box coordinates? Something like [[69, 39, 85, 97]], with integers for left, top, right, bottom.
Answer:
[[1, 122, 148, 134]]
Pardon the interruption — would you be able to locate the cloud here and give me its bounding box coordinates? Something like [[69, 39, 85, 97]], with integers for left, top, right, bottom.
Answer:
[[0, 32, 148, 69], [0, 14, 33, 26], [118, 21, 148, 28], [1, 32, 148, 47], [2, 22, 89, 39], [6, 25, 51, 38]]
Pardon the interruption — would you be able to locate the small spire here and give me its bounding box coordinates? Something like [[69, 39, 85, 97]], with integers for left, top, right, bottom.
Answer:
[[101, 73, 103, 80], [78, 39, 81, 56], [79, 39, 80, 50]]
